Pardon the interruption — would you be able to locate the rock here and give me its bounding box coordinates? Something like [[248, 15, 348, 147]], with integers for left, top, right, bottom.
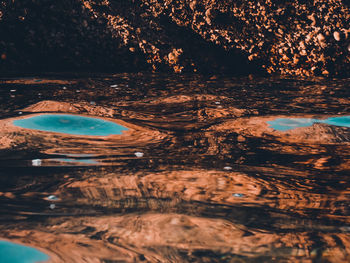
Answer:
[[0, 0, 350, 77], [333, 31, 341, 41]]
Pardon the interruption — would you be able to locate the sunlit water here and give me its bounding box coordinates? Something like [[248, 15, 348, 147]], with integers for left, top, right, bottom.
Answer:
[[0, 74, 350, 262]]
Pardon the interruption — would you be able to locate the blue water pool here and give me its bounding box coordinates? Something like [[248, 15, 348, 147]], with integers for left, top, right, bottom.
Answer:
[[13, 114, 128, 136], [0, 240, 49, 263], [267, 116, 350, 131]]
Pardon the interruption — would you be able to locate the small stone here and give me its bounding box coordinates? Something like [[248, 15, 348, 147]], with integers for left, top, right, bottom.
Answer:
[[134, 152, 144, 158], [32, 159, 42, 166], [49, 204, 56, 210], [205, 8, 213, 25], [233, 193, 244, 198], [308, 14, 316, 26], [189, 0, 197, 11], [333, 31, 341, 41], [62, 86, 67, 90], [214, 101, 220, 105], [237, 135, 245, 142], [317, 33, 326, 47], [300, 49, 307, 56], [18, 111, 23, 115]]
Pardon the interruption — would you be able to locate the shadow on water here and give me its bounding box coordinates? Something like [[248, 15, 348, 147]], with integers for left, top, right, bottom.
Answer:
[[0, 74, 350, 262]]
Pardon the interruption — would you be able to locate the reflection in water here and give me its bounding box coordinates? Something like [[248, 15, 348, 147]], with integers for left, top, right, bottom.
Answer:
[[0, 75, 350, 262], [13, 114, 128, 136], [268, 116, 350, 131], [0, 240, 49, 263]]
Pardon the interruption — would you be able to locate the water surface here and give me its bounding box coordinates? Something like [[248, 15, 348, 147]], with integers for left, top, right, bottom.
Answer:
[[13, 114, 128, 136], [0, 240, 49, 263], [268, 116, 350, 131], [0, 74, 350, 262]]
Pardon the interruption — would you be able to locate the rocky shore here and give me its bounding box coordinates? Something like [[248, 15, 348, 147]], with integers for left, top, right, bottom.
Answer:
[[1, 0, 350, 76]]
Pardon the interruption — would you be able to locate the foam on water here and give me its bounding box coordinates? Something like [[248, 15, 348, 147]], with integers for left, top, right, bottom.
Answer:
[[13, 114, 128, 136], [0, 240, 49, 263], [267, 116, 350, 131]]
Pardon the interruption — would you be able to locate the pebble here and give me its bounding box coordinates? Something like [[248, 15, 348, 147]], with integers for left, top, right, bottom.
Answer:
[[18, 111, 22, 115], [333, 31, 341, 41], [134, 152, 144, 158], [49, 204, 56, 209], [317, 33, 326, 47], [32, 159, 42, 166], [62, 86, 67, 90], [214, 101, 220, 105]]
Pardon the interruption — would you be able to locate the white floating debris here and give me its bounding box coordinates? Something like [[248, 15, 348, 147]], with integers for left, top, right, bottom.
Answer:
[[76, 90, 80, 93], [215, 101, 221, 105], [18, 111, 23, 115], [110, 84, 118, 88], [32, 159, 42, 166], [62, 86, 67, 90], [49, 204, 56, 210], [38, 93, 42, 96], [233, 193, 244, 198], [10, 89, 16, 92], [47, 195, 59, 201], [134, 152, 144, 158], [340, 226, 350, 232], [223, 166, 232, 171]]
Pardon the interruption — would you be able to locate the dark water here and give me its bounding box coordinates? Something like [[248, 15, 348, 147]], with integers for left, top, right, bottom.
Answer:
[[0, 74, 350, 262]]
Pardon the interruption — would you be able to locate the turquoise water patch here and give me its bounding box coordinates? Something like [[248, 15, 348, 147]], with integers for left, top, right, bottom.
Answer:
[[0, 240, 49, 263], [52, 158, 99, 165], [13, 114, 128, 136], [267, 116, 350, 131], [322, 116, 350, 128]]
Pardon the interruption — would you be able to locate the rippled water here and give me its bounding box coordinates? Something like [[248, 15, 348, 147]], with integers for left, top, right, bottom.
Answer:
[[0, 74, 350, 262]]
